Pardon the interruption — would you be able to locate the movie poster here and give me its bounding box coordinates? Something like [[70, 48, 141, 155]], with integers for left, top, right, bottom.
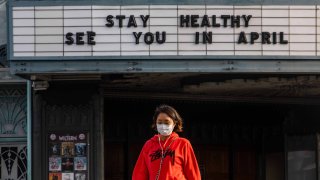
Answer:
[[49, 173, 62, 180], [75, 143, 87, 156], [61, 142, 75, 156], [49, 157, 62, 171], [74, 157, 87, 171], [62, 173, 74, 180], [62, 158, 74, 171], [75, 173, 87, 180], [49, 142, 61, 156]]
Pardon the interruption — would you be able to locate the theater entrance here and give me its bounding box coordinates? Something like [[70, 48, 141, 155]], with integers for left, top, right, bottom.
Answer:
[[104, 98, 286, 180]]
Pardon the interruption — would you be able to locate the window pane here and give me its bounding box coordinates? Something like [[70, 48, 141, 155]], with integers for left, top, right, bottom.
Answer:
[[317, 134, 320, 180], [287, 135, 316, 180]]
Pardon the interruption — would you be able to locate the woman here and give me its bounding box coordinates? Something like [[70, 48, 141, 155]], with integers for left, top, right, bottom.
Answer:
[[132, 104, 201, 180]]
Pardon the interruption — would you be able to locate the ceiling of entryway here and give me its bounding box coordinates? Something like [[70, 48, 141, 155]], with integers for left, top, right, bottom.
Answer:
[[33, 73, 320, 104], [99, 73, 320, 98]]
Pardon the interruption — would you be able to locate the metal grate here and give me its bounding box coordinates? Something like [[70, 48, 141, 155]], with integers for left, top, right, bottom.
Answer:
[[0, 145, 27, 180], [0, 88, 27, 138]]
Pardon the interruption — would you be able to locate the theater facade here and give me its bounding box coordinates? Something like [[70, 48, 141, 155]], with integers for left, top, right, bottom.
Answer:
[[7, 0, 320, 179]]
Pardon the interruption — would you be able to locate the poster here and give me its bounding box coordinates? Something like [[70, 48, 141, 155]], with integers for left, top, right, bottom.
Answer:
[[74, 157, 87, 171], [49, 173, 62, 180], [62, 158, 74, 171], [75, 173, 87, 180], [48, 133, 89, 180], [61, 142, 75, 156], [75, 143, 87, 156], [49, 157, 62, 171], [62, 173, 74, 180], [49, 142, 61, 156]]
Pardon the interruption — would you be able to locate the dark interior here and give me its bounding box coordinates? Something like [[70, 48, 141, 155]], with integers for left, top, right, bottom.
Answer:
[[104, 98, 288, 180]]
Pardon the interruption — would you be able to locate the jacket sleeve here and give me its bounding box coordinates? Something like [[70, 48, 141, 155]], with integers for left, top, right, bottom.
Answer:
[[183, 141, 201, 180], [132, 143, 149, 180]]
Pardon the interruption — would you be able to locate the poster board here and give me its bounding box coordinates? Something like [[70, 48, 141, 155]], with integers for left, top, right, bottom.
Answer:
[[48, 132, 89, 180]]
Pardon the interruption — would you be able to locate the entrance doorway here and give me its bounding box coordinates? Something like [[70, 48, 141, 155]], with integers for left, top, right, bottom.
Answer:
[[104, 98, 285, 180]]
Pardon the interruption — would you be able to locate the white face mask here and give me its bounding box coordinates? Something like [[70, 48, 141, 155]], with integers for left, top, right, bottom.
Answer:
[[157, 123, 174, 136]]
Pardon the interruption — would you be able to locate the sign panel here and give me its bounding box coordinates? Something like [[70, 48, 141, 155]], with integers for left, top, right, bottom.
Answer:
[[10, 5, 320, 58]]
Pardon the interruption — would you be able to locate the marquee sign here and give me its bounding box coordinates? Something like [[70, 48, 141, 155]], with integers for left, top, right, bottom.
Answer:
[[10, 5, 320, 58]]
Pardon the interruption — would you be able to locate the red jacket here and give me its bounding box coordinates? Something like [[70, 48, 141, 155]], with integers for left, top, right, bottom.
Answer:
[[132, 132, 201, 180]]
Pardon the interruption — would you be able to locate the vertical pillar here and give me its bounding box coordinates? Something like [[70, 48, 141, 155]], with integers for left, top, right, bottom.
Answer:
[[27, 80, 32, 180], [93, 90, 104, 180]]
